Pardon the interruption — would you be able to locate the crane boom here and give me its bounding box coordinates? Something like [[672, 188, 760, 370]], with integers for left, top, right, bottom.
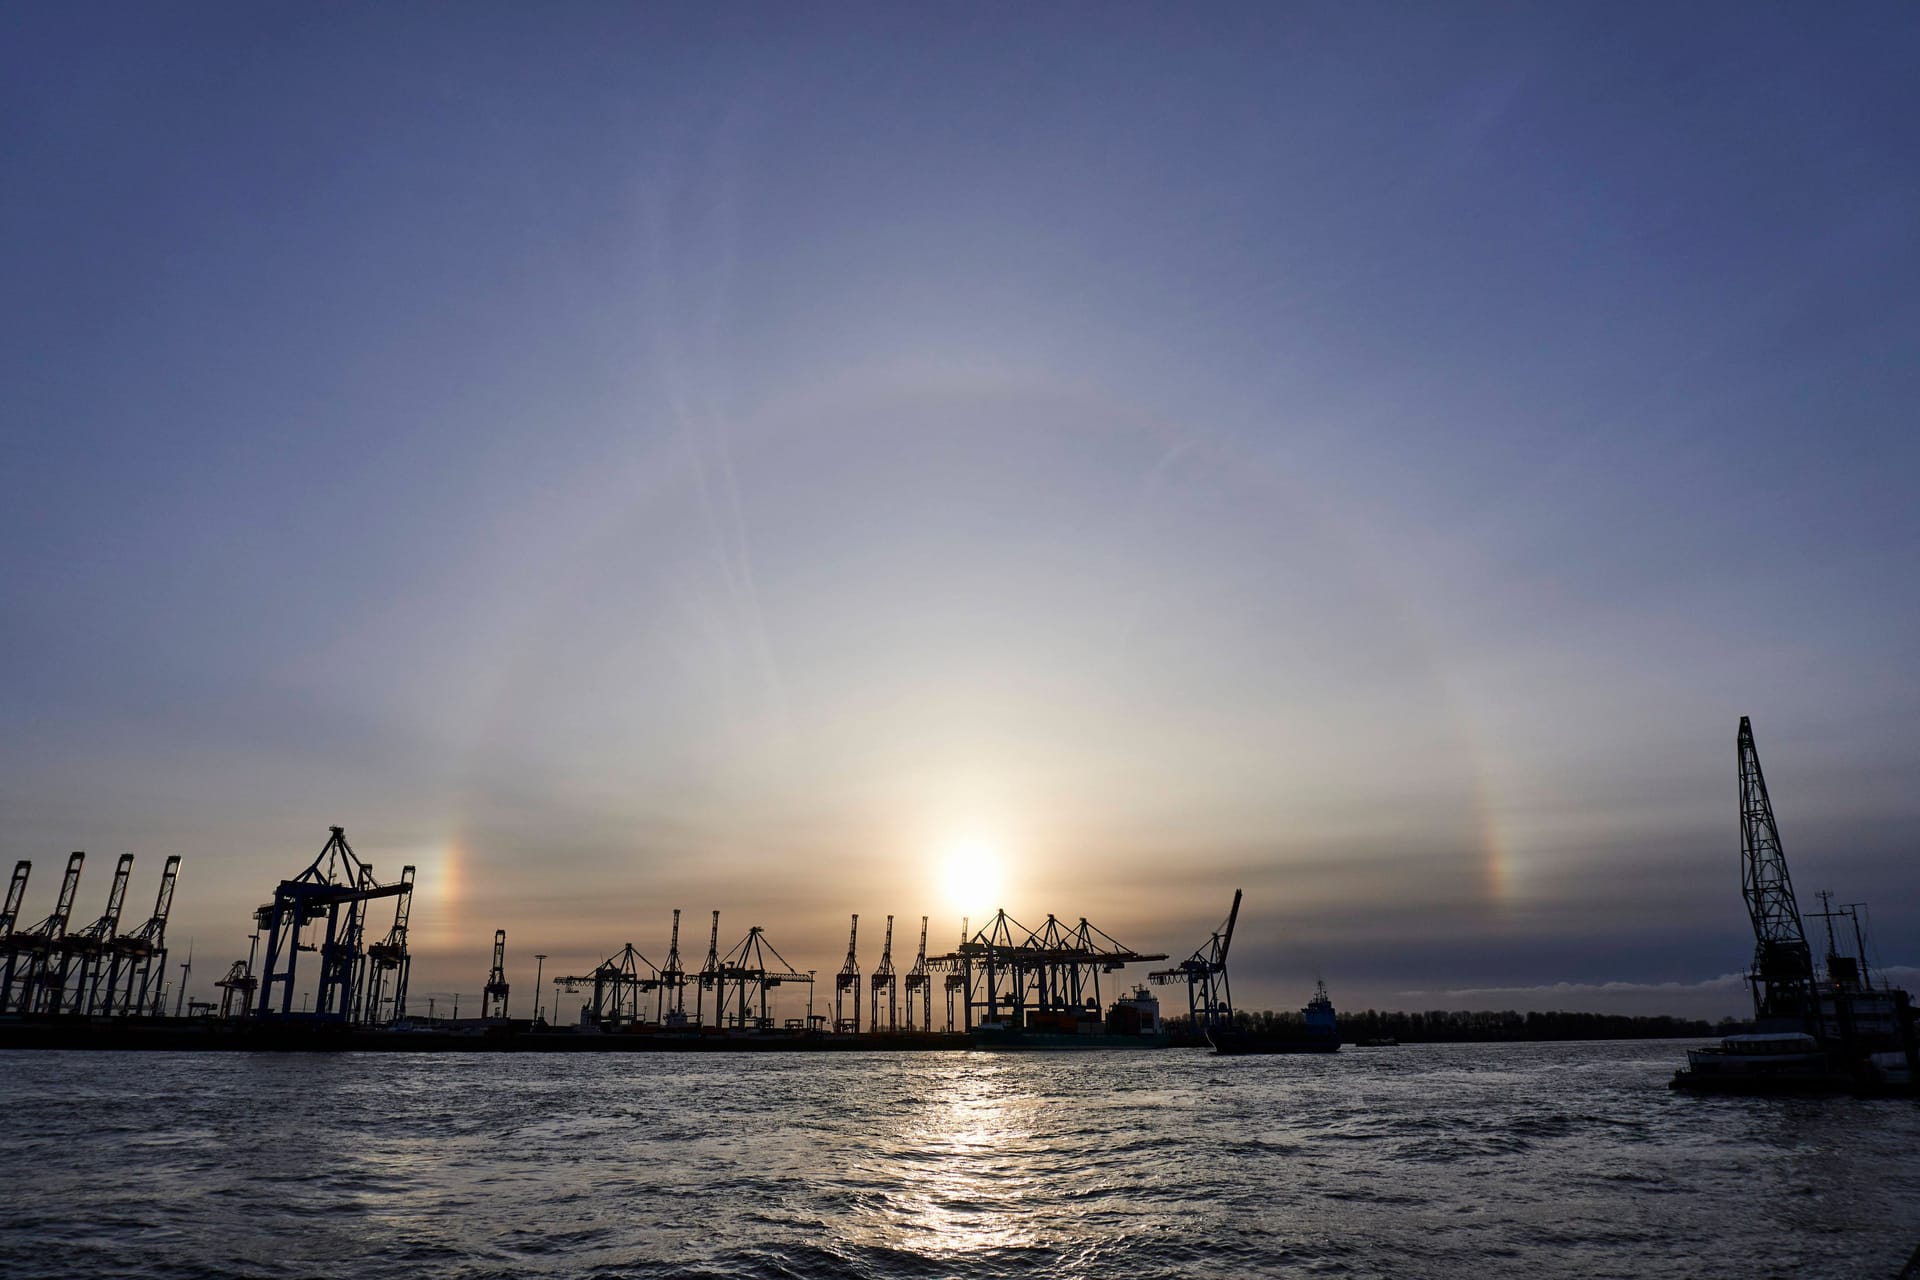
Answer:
[[1738, 716, 1817, 1027]]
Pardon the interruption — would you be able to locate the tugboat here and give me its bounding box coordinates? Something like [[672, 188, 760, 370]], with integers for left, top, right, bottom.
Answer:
[[1209, 979, 1342, 1055]]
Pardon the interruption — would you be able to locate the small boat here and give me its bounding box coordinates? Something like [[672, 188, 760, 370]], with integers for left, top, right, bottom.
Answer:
[[1669, 1031, 1849, 1094], [1209, 980, 1342, 1055]]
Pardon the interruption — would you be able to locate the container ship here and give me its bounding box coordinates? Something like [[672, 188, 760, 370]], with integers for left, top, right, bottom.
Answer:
[[972, 985, 1170, 1049]]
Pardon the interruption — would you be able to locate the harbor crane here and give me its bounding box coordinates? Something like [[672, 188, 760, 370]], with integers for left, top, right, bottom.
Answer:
[[359, 865, 415, 1024], [255, 827, 409, 1021], [871, 914, 897, 1033], [110, 855, 181, 1016], [945, 909, 1166, 1032], [943, 917, 968, 1033], [214, 958, 257, 1018], [659, 909, 688, 1024], [903, 916, 931, 1032], [11, 852, 84, 1014], [1738, 717, 1818, 1028], [716, 925, 812, 1031], [554, 943, 660, 1030], [834, 914, 860, 1033], [0, 860, 27, 1011], [55, 853, 133, 1016], [1151, 888, 1242, 1037], [695, 910, 722, 1027], [482, 929, 510, 1019]]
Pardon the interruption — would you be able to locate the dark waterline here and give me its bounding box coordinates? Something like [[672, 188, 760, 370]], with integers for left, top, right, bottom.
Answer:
[[3, 1040, 1916, 1279]]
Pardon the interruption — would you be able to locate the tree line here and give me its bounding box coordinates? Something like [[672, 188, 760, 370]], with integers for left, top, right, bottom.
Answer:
[[1168, 1007, 1724, 1043]]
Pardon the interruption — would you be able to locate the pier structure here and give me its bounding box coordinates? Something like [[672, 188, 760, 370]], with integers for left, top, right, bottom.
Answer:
[[1151, 889, 1242, 1037], [936, 910, 1167, 1033]]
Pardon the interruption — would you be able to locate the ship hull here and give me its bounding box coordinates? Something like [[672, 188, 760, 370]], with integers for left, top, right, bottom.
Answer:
[[971, 1027, 1170, 1050], [1208, 1029, 1340, 1055]]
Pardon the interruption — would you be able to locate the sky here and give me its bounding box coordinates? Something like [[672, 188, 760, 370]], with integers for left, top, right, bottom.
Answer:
[[3, 4, 1918, 1023]]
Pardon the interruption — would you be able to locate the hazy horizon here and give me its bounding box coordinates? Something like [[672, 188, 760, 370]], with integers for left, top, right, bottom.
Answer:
[[4, 5, 1918, 1023]]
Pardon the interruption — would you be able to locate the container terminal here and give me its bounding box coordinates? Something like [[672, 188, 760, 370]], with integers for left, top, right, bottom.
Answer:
[[1, 826, 1256, 1054]]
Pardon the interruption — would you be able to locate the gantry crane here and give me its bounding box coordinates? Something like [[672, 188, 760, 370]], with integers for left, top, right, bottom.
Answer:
[[255, 828, 409, 1021], [716, 925, 812, 1031], [658, 909, 688, 1025], [0, 859, 30, 1013], [554, 943, 660, 1030], [834, 914, 860, 1033], [943, 909, 1167, 1033], [111, 855, 180, 1015], [943, 917, 968, 1032], [55, 853, 133, 1016], [482, 928, 510, 1020], [14, 852, 84, 1014], [1151, 888, 1241, 1037], [903, 916, 931, 1032], [695, 910, 722, 1027], [870, 914, 897, 1034], [215, 958, 257, 1018], [359, 864, 415, 1024]]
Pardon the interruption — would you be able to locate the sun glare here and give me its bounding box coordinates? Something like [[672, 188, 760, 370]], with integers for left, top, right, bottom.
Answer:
[[939, 838, 1004, 916]]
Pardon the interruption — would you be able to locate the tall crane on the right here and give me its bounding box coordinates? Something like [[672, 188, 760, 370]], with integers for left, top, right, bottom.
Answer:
[[1737, 715, 1819, 1029]]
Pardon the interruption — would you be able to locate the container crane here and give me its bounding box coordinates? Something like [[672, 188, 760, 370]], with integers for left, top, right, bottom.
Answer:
[[834, 914, 860, 1033], [695, 910, 721, 1028], [659, 909, 687, 1024], [903, 916, 931, 1032], [59, 853, 133, 1016], [482, 929, 510, 1019], [255, 828, 408, 1021], [0, 860, 27, 1012], [112, 855, 180, 1015], [16, 852, 84, 1014], [1151, 888, 1241, 1037], [870, 914, 897, 1033]]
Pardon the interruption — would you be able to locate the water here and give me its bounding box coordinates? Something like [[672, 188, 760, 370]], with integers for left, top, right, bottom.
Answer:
[[2, 1040, 1916, 1279]]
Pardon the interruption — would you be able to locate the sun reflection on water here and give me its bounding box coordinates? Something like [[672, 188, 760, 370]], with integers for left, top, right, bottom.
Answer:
[[836, 1057, 1052, 1259]]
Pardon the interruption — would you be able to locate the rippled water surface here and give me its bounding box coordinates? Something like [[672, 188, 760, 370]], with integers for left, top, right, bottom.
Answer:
[[3, 1041, 1917, 1278]]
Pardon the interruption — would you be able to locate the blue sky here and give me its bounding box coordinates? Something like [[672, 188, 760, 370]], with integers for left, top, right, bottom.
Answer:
[[4, 5, 1917, 1018]]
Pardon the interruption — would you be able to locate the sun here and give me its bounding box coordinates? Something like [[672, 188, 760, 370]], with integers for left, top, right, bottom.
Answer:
[[938, 837, 1004, 917]]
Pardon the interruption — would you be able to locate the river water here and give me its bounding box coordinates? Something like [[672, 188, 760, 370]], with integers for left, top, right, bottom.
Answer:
[[1, 1040, 1916, 1278]]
